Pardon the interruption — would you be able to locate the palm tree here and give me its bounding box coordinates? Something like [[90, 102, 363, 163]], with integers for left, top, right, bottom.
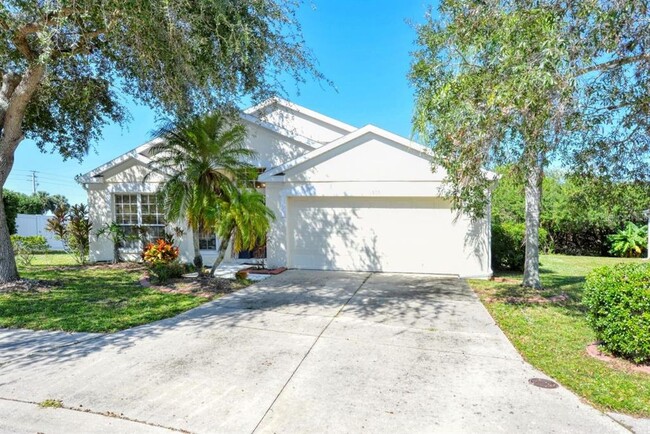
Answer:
[[206, 185, 274, 277], [148, 112, 257, 272]]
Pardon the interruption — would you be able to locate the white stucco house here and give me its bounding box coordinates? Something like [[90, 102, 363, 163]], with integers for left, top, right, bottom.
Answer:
[[78, 98, 492, 278]]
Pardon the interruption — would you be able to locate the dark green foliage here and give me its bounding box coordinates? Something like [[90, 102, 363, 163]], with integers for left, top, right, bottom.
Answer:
[[584, 263, 650, 364], [2, 190, 20, 234], [492, 220, 548, 271], [147, 262, 186, 284], [10, 235, 49, 266], [2, 190, 70, 234], [608, 223, 648, 258], [492, 168, 650, 256], [1, 0, 322, 161]]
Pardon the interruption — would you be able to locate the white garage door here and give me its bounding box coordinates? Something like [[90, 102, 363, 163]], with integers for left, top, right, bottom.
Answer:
[[287, 196, 468, 274]]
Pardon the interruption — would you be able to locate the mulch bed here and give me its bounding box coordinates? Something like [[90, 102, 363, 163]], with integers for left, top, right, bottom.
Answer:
[[586, 342, 650, 375], [139, 274, 248, 299], [243, 267, 287, 275], [0, 279, 62, 294]]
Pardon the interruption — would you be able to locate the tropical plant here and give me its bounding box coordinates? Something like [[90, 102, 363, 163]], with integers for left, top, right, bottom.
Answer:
[[46, 204, 92, 264], [148, 113, 256, 273], [207, 187, 274, 277], [607, 222, 648, 258], [142, 239, 182, 284], [142, 239, 179, 266], [96, 222, 137, 264], [0, 1, 322, 283]]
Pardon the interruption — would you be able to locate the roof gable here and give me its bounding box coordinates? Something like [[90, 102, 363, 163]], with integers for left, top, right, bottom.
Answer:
[[259, 125, 445, 183], [245, 98, 356, 145]]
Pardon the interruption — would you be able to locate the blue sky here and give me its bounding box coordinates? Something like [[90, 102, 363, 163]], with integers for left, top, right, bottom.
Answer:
[[5, 1, 432, 205]]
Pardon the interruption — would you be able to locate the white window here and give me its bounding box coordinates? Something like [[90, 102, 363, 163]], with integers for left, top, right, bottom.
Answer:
[[114, 194, 165, 250], [199, 230, 217, 250]]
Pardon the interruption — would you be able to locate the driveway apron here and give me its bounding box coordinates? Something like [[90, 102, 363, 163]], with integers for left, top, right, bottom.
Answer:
[[0, 271, 630, 433]]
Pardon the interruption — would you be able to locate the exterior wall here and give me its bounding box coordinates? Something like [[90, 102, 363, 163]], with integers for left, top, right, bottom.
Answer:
[[286, 136, 439, 182], [265, 181, 491, 278], [86, 160, 194, 263], [264, 134, 491, 278], [241, 121, 312, 169]]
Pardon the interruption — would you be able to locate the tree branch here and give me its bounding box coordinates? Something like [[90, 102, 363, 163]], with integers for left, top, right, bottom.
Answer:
[[0, 73, 22, 127], [577, 53, 650, 76]]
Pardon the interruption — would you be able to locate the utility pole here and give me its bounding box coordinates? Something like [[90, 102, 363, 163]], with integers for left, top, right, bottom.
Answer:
[[31, 171, 37, 194]]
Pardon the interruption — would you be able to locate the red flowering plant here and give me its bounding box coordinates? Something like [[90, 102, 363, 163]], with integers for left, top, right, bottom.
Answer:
[[141, 239, 181, 283], [142, 239, 179, 265]]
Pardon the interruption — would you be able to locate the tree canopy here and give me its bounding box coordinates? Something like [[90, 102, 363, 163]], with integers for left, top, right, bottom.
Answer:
[[0, 0, 321, 282], [410, 0, 650, 287], [1, 0, 321, 161]]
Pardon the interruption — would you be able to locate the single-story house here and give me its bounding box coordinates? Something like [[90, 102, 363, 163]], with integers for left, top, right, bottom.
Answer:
[[78, 98, 493, 278]]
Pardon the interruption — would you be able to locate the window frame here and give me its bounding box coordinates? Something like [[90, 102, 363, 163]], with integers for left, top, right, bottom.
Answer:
[[113, 193, 166, 251]]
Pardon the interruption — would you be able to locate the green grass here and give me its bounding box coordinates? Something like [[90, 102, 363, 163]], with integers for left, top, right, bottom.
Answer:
[[471, 254, 650, 417], [38, 399, 63, 408], [0, 254, 207, 333]]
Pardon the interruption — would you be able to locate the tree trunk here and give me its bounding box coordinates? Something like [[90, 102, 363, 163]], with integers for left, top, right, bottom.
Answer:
[[192, 230, 203, 274], [210, 230, 233, 277], [112, 241, 120, 264], [0, 189, 18, 281], [0, 65, 46, 283], [523, 156, 543, 289]]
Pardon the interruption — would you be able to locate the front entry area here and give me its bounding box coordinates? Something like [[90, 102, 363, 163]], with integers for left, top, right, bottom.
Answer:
[[287, 196, 470, 274]]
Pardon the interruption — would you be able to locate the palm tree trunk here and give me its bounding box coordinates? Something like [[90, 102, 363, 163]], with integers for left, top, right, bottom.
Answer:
[[192, 230, 203, 275], [523, 155, 543, 289], [210, 230, 233, 277]]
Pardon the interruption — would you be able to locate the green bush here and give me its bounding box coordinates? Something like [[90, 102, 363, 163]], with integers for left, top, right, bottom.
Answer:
[[583, 263, 650, 364], [607, 222, 648, 258], [148, 261, 185, 284], [492, 221, 549, 271], [10, 235, 50, 266]]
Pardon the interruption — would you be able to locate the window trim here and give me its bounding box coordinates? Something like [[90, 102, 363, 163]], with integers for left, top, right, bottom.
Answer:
[[113, 193, 166, 252]]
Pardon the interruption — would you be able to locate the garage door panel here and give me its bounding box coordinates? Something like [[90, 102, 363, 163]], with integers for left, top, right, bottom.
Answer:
[[287, 197, 466, 274]]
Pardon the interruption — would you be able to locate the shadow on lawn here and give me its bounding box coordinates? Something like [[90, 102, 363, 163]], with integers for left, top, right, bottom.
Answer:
[[482, 265, 589, 316]]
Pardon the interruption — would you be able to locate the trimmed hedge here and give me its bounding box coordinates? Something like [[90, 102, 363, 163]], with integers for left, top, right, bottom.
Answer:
[[492, 221, 548, 271], [583, 263, 650, 364]]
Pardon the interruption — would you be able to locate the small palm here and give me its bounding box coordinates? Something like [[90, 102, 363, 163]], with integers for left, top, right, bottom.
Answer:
[[608, 222, 648, 258], [207, 186, 274, 276]]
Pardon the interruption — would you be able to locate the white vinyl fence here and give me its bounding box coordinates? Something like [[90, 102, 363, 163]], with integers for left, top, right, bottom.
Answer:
[[15, 214, 65, 251]]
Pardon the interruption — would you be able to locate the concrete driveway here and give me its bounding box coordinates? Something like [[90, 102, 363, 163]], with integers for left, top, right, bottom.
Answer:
[[0, 271, 630, 433]]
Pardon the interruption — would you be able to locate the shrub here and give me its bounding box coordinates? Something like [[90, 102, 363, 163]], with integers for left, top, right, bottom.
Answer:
[[583, 263, 650, 364], [142, 239, 181, 283], [45, 204, 92, 264], [10, 235, 49, 266], [607, 222, 648, 258], [147, 261, 185, 284], [492, 221, 548, 271], [142, 239, 179, 265]]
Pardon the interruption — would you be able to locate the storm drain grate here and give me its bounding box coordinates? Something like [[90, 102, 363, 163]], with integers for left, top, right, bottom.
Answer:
[[528, 378, 559, 389]]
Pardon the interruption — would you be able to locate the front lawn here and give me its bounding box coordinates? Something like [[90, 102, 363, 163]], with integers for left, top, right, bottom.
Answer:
[[0, 254, 208, 333], [471, 255, 650, 417]]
